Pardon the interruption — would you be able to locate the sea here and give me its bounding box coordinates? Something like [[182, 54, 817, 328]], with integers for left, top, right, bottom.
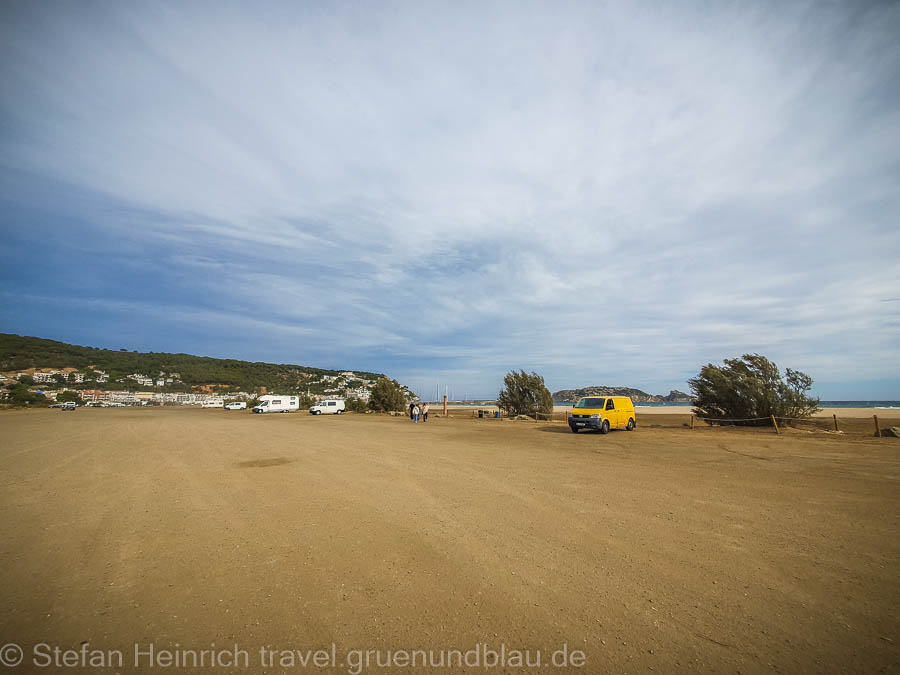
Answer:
[[449, 401, 900, 409], [551, 401, 900, 409]]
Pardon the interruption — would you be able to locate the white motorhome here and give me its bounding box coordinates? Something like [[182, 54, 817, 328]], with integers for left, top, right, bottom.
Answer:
[[201, 399, 224, 408], [253, 395, 300, 414], [309, 399, 346, 415]]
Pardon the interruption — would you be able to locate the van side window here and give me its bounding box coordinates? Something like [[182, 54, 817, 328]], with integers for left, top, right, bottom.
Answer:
[[328, 401, 335, 406], [273, 400, 281, 405], [606, 399, 615, 410]]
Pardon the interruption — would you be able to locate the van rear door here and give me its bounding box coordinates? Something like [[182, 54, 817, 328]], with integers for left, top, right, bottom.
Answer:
[[620, 398, 635, 423]]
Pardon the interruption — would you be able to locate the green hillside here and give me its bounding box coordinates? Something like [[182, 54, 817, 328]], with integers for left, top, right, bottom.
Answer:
[[0, 333, 384, 394]]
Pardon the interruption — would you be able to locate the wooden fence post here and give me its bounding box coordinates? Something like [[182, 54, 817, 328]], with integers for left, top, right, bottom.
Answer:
[[832, 414, 839, 432], [771, 415, 779, 434], [443, 395, 448, 417], [874, 415, 881, 438], [690, 415, 694, 429]]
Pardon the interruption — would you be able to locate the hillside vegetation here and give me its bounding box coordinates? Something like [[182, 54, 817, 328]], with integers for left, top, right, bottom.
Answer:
[[552, 386, 691, 403], [0, 333, 383, 394]]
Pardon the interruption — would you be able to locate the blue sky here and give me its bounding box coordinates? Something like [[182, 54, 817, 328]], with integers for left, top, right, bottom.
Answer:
[[1, 1, 898, 400]]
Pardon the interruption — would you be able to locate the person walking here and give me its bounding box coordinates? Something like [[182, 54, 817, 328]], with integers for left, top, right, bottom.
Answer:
[[408, 401, 415, 420], [422, 402, 429, 422], [413, 403, 420, 423]]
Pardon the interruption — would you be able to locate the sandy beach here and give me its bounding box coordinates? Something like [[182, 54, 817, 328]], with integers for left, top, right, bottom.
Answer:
[[447, 404, 894, 419], [631, 406, 891, 418], [0, 406, 897, 673]]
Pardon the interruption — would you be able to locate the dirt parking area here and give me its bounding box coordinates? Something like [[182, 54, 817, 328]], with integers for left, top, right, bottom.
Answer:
[[1, 407, 898, 673]]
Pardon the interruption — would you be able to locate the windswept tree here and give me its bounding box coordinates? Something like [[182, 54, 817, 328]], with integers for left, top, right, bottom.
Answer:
[[56, 390, 83, 405], [689, 354, 820, 426], [498, 370, 554, 418], [344, 397, 369, 413], [4, 383, 46, 407], [368, 377, 406, 412]]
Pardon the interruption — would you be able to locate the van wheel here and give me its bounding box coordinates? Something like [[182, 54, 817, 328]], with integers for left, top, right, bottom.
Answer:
[[626, 418, 635, 431], [599, 420, 610, 435], [337, 409, 343, 414]]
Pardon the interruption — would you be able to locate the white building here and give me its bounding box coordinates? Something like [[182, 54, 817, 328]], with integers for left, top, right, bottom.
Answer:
[[127, 374, 154, 386], [109, 391, 136, 403]]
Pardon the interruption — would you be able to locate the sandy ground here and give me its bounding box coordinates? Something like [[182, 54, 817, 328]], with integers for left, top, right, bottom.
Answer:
[[451, 404, 894, 418], [556, 405, 894, 417], [1, 407, 898, 673], [632, 406, 894, 417]]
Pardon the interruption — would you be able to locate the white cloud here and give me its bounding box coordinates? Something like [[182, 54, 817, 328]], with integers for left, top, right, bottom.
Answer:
[[1, 0, 898, 398]]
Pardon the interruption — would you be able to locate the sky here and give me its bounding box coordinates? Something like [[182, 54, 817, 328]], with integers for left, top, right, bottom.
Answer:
[[1, 1, 899, 400]]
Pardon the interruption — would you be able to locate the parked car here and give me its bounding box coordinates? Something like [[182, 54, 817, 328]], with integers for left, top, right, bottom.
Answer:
[[568, 396, 636, 434], [309, 399, 346, 415], [224, 402, 247, 410], [60, 401, 77, 411]]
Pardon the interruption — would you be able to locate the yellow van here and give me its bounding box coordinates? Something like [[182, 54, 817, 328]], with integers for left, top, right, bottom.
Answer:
[[568, 396, 636, 434]]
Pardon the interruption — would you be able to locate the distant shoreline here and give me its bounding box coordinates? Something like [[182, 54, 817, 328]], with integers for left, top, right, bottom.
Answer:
[[445, 401, 899, 409], [443, 402, 898, 419], [596, 406, 896, 418]]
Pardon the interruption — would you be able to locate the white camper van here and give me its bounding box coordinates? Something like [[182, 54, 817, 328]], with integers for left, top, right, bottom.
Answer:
[[201, 399, 224, 408], [309, 399, 346, 415], [252, 395, 299, 414]]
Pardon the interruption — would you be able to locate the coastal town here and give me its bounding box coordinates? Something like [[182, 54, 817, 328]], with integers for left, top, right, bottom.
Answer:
[[1, 366, 379, 406]]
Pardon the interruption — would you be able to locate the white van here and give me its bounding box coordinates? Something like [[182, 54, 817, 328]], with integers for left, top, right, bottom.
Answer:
[[309, 399, 346, 415], [253, 395, 299, 414], [224, 401, 247, 410]]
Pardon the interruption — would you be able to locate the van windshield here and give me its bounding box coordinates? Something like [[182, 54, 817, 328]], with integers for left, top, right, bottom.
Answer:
[[258, 401, 268, 406], [574, 398, 606, 408]]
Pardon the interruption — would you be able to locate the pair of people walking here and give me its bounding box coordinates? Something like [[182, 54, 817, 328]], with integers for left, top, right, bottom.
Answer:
[[408, 401, 430, 423]]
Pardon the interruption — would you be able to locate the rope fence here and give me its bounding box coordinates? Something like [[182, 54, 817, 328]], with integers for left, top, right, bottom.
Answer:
[[467, 408, 894, 437], [688, 412, 889, 437]]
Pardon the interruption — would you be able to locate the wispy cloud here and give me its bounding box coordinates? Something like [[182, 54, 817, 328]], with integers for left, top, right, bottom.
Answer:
[[1, 0, 898, 398]]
